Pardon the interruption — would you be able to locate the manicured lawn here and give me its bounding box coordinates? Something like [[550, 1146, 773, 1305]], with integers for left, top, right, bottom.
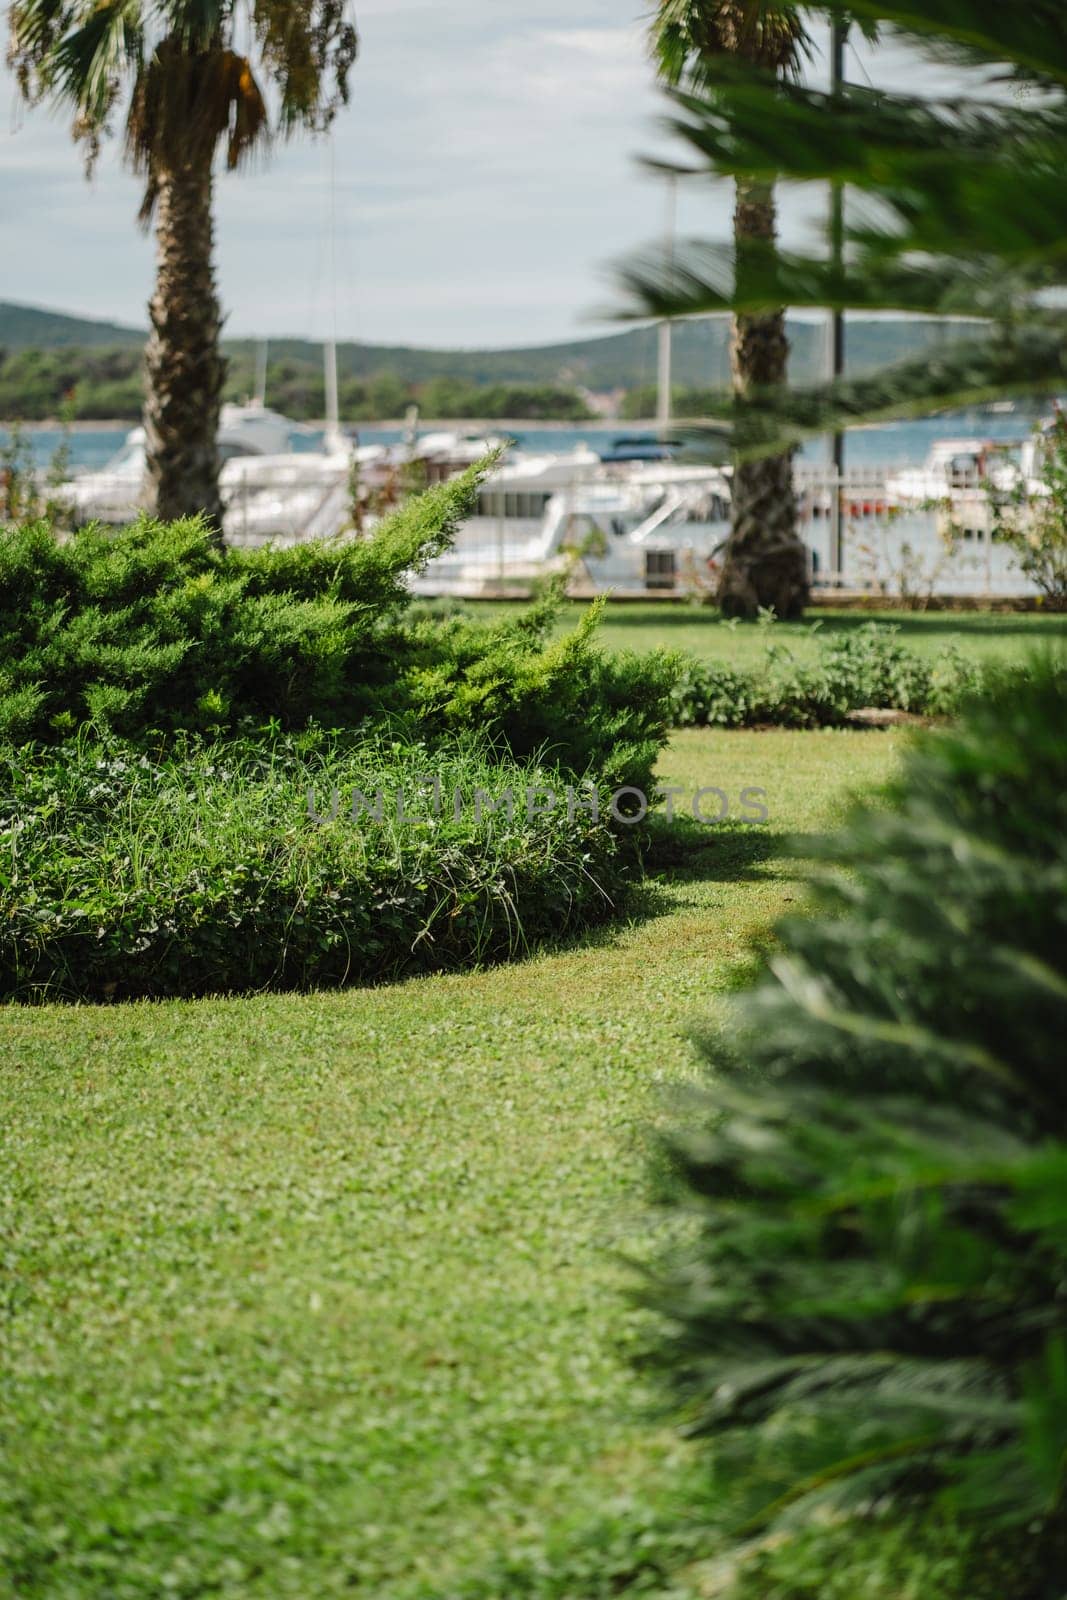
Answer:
[[471, 601, 1067, 669], [1, 729, 902, 1598]]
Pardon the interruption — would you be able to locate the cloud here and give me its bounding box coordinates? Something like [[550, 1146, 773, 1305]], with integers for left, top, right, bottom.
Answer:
[[1, 4, 673, 344], [0, 7, 982, 347]]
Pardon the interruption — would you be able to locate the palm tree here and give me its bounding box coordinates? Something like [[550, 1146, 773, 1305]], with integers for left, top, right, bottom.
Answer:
[[630, 1, 1067, 455], [8, 2, 358, 529], [649, 1, 811, 618]]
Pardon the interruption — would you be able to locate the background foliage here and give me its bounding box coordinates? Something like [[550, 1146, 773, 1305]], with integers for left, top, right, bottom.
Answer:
[[0, 300, 989, 422]]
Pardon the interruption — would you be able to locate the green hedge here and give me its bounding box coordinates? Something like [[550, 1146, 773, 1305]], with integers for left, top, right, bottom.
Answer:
[[0, 472, 683, 999], [0, 478, 676, 797], [0, 732, 626, 1002]]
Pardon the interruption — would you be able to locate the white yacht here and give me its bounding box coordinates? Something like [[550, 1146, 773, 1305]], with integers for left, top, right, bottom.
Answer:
[[885, 438, 1025, 506], [411, 468, 732, 598], [58, 402, 333, 527]]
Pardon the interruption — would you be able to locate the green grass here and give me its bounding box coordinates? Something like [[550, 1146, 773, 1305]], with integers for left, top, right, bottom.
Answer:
[[0, 728, 902, 1599], [466, 601, 1067, 669]]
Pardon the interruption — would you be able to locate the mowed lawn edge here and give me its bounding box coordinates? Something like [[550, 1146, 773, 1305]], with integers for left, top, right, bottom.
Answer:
[[1, 728, 901, 1599]]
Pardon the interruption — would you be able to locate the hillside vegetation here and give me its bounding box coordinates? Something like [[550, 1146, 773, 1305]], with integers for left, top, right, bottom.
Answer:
[[0, 301, 987, 420]]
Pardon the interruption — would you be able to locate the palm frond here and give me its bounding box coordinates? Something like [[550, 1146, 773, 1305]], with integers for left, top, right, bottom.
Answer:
[[650, 0, 810, 87], [252, 0, 358, 132], [9, 0, 358, 196], [12, 0, 142, 125], [157, 0, 227, 52], [621, 0, 1067, 435], [618, 232, 1030, 320], [784, 0, 1067, 85], [642, 667, 1067, 1551], [658, 76, 1064, 187]]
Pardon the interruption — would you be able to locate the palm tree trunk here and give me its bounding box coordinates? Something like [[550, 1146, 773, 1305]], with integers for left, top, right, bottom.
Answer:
[[718, 179, 809, 620], [143, 159, 225, 531]]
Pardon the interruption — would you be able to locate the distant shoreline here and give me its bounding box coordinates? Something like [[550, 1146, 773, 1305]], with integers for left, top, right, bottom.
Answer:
[[2, 408, 1045, 440], [3, 416, 636, 432], [1, 417, 137, 431]]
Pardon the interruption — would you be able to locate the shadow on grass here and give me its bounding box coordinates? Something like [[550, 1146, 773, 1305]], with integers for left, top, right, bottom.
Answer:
[[637, 815, 785, 881], [524, 818, 795, 971]]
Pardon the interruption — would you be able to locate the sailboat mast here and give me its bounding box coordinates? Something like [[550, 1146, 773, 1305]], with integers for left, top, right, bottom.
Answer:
[[324, 338, 340, 440], [828, 18, 848, 576], [324, 134, 343, 450], [656, 326, 672, 431], [656, 175, 677, 431], [254, 339, 268, 406]]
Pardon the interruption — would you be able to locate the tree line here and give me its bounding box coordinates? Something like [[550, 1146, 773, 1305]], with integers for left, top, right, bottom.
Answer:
[[0, 348, 595, 424]]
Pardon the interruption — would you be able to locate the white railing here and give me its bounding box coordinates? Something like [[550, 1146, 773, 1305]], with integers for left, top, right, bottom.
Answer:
[[41, 460, 1038, 600], [795, 466, 1032, 598]]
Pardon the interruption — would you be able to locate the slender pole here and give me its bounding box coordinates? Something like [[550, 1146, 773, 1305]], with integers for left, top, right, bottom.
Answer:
[[656, 323, 673, 431], [324, 135, 343, 451], [324, 337, 340, 442], [656, 175, 677, 431], [254, 338, 268, 407], [829, 18, 848, 580]]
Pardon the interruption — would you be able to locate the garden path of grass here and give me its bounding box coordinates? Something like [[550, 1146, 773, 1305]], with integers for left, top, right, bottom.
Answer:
[[1, 728, 901, 1599]]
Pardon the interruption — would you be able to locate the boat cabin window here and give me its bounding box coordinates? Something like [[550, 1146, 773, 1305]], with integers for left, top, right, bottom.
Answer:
[[948, 454, 980, 484], [645, 550, 676, 590], [219, 441, 265, 464], [476, 490, 553, 520], [685, 495, 729, 523]]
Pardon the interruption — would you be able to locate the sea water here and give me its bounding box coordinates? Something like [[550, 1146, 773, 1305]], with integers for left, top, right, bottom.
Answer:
[[1, 410, 1047, 475]]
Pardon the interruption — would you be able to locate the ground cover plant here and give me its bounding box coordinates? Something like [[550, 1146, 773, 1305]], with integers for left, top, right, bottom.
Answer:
[[667, 621, 984, 727], [0, 726, 902, 1599], [0, 731, 626, 1002], [641, 662, 1067, 1590]]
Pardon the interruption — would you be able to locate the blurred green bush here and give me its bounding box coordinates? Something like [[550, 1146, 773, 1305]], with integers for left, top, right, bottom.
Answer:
[[642, 658, 1067, 1580]]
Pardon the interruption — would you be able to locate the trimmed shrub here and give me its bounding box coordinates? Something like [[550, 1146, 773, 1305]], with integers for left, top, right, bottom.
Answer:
[[402, 597, 675, 795], [0, 470, 682, 998], [641, 662, 1067, 1578], [0, 731, 627, 1002], [0, 477, 677, 796]]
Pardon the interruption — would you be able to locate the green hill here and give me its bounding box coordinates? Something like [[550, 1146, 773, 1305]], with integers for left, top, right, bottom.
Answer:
[[0, 301, 987, 421], [0, 303, 145, 350]]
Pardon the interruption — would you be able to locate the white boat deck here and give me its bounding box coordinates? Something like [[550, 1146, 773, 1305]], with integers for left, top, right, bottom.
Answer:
[[49, 423, 1043, 600]]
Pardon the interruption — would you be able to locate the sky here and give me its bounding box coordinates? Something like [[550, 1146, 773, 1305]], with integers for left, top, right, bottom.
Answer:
[[0, 3, 954, 350]]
